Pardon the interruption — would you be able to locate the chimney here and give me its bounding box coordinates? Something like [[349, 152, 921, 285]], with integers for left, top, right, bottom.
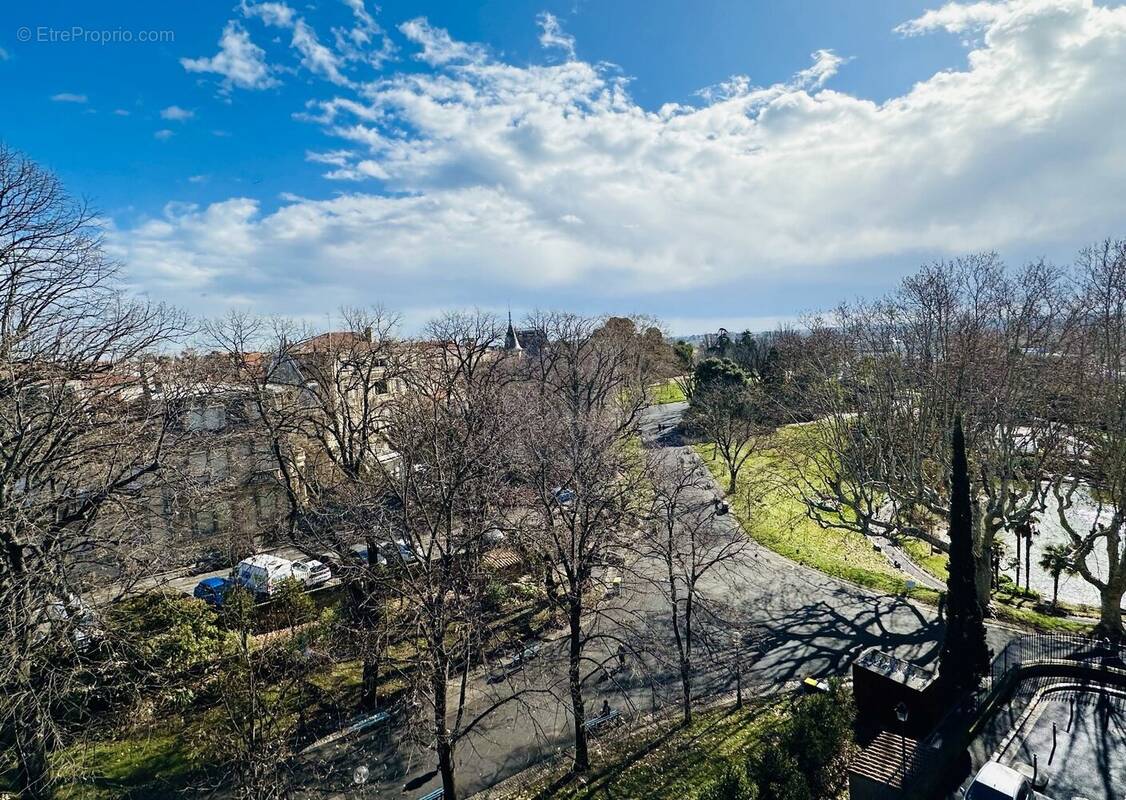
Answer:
[[363, 326, 373, 342]]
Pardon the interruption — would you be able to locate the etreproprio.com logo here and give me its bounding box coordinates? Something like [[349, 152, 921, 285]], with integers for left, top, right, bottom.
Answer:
[[17, 26, 175, 45]]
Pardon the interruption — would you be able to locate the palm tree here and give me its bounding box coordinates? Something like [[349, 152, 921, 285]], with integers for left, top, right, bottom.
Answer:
[[1039, 543, 1075, 609]]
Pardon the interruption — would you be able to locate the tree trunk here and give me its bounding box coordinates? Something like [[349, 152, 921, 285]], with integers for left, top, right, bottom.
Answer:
[[436, 737, 457, 800], [434, 668, 457, 799], [568, 600, 589, 772], [1096, 582, 1125, 642], [680, 659, 692, 726], [972, 513, 994, 614], [13, 698, 50, 800], [1052, 575, 1060, 608], [361, 657, 379, 711], [1024, 536, 1032, 593]]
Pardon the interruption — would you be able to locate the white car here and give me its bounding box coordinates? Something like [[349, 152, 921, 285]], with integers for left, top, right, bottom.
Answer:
[[964, 761, 1034, 800], [291, 558, 332, 587]]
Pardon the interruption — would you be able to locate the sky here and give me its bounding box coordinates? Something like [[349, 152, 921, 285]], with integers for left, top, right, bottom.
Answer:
[[3, 0, 1126, 334]]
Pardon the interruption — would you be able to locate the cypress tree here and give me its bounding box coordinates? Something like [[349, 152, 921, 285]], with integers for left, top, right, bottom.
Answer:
[[938, 414, 990, 697]]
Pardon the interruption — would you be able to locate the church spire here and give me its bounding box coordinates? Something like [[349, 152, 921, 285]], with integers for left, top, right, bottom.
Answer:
[[504, 309, 522, 351]]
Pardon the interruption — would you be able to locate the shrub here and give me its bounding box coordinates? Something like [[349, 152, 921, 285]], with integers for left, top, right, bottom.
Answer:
[[746, 681, 855, 800], [108, 593, 229, 672], [699, 763, 751, 800]]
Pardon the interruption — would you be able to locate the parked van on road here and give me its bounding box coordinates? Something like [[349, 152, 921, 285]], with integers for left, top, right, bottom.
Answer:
[[235, 554, 296, 598]]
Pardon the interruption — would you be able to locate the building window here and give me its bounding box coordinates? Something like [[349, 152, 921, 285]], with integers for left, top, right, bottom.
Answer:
[[186, 403, 227, 431], [254, 490, 281, 524], [192, 509, 219, 536]]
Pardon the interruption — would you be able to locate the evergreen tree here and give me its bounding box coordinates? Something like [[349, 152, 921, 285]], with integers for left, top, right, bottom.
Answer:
[[938, 415, 991, 697]]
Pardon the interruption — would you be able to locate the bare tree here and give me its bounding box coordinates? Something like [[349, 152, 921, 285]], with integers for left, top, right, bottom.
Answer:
[[205, 309, 405, 710], [514, 312, 653, 772], [638, 453, 749, 725], [371, 311, 538, 799], [687, 382, 768, 494], [793, 256, 1070, 611], [0, 146, 187, 797], [1050, 239, 1126, 639], [212, 581, 320, 800]]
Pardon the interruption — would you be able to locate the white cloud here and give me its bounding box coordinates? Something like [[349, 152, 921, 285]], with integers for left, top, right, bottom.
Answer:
[[794, 49, 847, 88], [51, 92, 87, 103], [161, 105, 195, 121], [291, 19, 351, 85], [154, 129, 175, 140], [113, 108, 131, 116], [237, 0, 391, 82], [119, 1, 1126, 320], [537, 12, 576, 60], [241, 0, 297, 28], [0, 47, 10, 61], [896, 1, 1009, 35], [181, 21, 280, 91], [305, 149, 355, 166], [399, 17, 486, 65], [188, 174, 210, 183]]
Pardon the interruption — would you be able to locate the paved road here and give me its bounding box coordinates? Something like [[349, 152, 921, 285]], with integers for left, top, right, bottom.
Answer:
[[297, 402, 1014, 800]]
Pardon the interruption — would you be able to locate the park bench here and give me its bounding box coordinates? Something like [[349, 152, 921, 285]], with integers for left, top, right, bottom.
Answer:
[[487, 643, 543, 682], [419, 789, 444, 800], [583, 708, 622, 734], [351, 709, 391, 734], [297, 708, 391, 755]]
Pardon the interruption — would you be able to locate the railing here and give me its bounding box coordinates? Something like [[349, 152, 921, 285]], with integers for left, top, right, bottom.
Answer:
[[902, 633, 1125, 791]]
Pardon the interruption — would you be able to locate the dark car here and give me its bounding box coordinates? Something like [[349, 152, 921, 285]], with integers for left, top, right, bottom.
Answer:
[[193, 576, 233, 607]]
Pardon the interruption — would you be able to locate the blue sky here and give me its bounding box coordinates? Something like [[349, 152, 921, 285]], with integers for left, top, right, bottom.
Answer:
[[3, 1, 1126, 333]]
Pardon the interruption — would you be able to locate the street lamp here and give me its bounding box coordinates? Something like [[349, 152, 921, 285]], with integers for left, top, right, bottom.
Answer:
[[895, 702, 909, 785]]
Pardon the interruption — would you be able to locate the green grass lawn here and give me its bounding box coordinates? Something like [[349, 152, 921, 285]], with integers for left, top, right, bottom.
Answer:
[[52, 726, 209, 800], [693, 435, 940, 605], [696, 430, 1094, 634], [901, 537, 949, 581], [650, 379, 687, 405], [514, 701, 780, 800]]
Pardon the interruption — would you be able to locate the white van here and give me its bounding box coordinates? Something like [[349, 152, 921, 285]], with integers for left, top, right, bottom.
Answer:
[[235, 554, 296, 598]]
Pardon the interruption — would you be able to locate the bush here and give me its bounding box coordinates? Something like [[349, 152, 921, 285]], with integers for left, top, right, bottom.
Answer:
[[108, 593, 229, 672], [483, 579, 512, 612], [746, 681, 855, 800], [699, 763, 750, 800]]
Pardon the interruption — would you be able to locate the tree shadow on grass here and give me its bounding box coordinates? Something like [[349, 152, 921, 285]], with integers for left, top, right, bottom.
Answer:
[[529, 704, 770, 800]]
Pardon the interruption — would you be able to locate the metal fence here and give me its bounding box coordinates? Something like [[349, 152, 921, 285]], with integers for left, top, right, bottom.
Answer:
[[903, 633, 1126, 791], [986, 632, 1125, 685]]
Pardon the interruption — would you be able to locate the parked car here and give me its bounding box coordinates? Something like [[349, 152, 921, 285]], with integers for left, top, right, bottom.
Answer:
[[193, 576, 234, 607], [483, 528, 507, 548], [553, 487, 576, 505], [235, 554, 296, 598], [292, 558, 332, 588], [192, 549, 229, 572], [964, 761, 1033, 800], [349, 544, 388, 568], [601, 549, 625, 567], [43, 593, 101, 650], [379, 539, 418, 566]]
